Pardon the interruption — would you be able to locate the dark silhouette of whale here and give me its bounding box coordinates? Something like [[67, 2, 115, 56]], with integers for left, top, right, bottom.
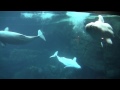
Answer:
[[0, 27, 46, 46]]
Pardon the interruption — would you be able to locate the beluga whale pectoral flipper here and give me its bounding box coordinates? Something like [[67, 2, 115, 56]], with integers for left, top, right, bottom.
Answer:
[[0, 27, 46, 46], [50, 51, 81, 69]]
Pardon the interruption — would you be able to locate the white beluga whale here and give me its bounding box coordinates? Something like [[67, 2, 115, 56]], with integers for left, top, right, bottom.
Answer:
[[0, 27, 46, 46], [85, 15, 114, 47], [50, 51, 81, 69]]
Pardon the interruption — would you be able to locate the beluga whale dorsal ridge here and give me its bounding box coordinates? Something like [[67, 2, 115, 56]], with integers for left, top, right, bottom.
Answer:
[[0, 27, 46, 46], [50, 51, 81, 69], [4, 27, 9, 31]]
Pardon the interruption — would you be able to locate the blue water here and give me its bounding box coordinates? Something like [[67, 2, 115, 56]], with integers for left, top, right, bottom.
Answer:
[[0, 11, 115, 79]]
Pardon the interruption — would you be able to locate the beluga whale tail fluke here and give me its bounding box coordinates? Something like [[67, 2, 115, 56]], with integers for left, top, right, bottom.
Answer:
[[50, 51, 58, 58], [50, 51, 81, 69], [38, 29, 46, 41], [0, 27, 46, 46]]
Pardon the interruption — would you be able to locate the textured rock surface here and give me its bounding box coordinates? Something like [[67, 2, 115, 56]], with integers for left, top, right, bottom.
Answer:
[[4, 49, 77, 79], [71, 14, 120, 78]]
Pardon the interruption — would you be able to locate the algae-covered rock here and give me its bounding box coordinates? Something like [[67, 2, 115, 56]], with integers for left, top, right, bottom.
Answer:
[[13, 66, 43, 79]]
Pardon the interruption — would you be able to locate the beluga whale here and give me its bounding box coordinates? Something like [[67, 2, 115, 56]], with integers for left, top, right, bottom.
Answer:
[[50, 51, 81, 69], [0, 27, 46, 46], [85, 15, 114, 47]]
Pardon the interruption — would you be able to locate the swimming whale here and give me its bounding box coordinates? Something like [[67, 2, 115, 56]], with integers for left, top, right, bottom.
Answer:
[[0, 27, 46, 46], [85, 15, 114, 47], [50, 51, 81, 69]]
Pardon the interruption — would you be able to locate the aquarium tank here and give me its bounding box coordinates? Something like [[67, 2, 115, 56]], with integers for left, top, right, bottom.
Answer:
[[0, 11, 120, 79]]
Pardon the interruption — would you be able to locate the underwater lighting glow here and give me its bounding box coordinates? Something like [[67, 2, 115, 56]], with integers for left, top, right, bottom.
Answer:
[[66, 11, 90, 32], [21, 13, 34, 18], [21, 12, 55, 20], [40, 12, 55, 20]]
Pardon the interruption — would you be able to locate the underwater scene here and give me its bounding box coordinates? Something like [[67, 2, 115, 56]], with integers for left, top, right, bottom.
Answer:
[[0, 11, 120, 79]]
